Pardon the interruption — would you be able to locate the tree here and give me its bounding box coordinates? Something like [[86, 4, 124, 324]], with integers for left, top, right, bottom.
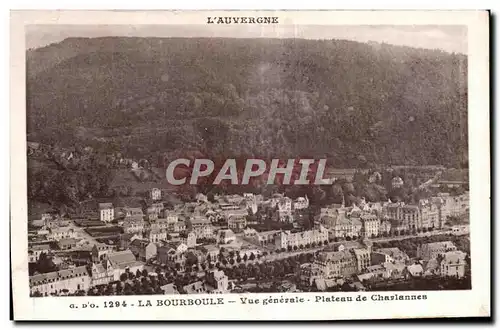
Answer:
[[142, 269, 149, 277], [299, 244, 304, 250], [249, 253, 255, 261], [136, 269, 143, 278], [243, 254, 248, 262], [36, 252, 57, 273], [293, 246, 298, 251]]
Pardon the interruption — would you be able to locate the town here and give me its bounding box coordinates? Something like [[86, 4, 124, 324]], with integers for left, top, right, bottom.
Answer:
[[27, 149, 470, 297]]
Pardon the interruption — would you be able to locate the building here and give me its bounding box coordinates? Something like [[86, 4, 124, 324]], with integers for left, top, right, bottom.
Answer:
[[48, 227, 77, 241], [28, 244, 50, 263], [119, 233, 142, 250], [157, 242, 188, 267], [293, 196, 309, 210], [160, 283, 180, 294], [315, 249, 357, 279], [277, 197, 293, 222], [299, 263, 323, 286], [436, 192, 470, 220], [200, 245, 220, 262], [227, 215, 247, 233], [89, 260, 114, 287], [91, 243, 114, 263], [439, 250, 467, 278], [123, 219, 145, 234], [217, 229, 236, 245], [150, 188, 162, 201], [99, 203, 114, 222], [357, 264, 391, 282], [190, 216, 214, 239], [123, 207, 144, 221], [360, 213, 380, 238], [179, 231, 197, 248], [371, 247, 409, 265], [352, 248, 371, 273], [106, 250, 144, 281], [385, 201, 442, 233], [391, 176, 404, 189], [406, 263, 424, 278], [57, 238, 79, 250], [29, 266, 90, 296], [144, 229, 168, 244], [255, 230, 279, 246], [129, 239, 157, 262], [183, 281, 207, 294], [275, 224, 329, 250], [205, 269, 229, 293], [417, 241, 458, 261]]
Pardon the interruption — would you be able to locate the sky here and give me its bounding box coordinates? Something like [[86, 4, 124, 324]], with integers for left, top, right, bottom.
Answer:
[[25, 24, 467, 54]]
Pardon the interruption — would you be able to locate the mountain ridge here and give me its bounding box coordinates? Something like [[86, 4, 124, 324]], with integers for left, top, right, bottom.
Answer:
[[26, 37, 468, 168]]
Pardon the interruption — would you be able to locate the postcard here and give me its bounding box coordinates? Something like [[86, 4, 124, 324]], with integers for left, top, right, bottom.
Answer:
[[10, 9, 490, 320]]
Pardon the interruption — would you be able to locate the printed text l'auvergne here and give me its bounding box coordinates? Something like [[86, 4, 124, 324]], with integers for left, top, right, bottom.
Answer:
[[207, 16, 279, 24]]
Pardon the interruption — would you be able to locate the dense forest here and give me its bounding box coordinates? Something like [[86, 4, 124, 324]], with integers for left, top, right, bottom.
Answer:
[[27, 37, 468, 168]]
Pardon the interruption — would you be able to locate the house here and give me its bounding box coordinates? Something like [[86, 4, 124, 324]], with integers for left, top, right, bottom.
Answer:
[[179, 231, 197, 248], [352, 248, 371, 273], [357, 264, 391, 282], [315, 249, 357, 279], [182, 281, 207, 294], [99, 203, 114, 222], [150, 188, 162, 201], [190, 216, 214, 239], [372, 247, 409, 265], [106, 250, 144, 281], [417, 241, 457, 260], [277, 197, 293, 222], [217, 229, 236, 245], [144, 229, 168, 244], [406, 263, 424, 278], [160, 283, 180, 295], [91, 243, 114, 263], [205, 269, 229, 293], [439, 250, 467, 278], [173, 221, 187, 233], [123, 207, 144, 221], [89, 261, 114, 287], [119, 233, 142, 250], [129, 239, 157, 262], [157, 242, 188, 266], [200, 245, 220, 262], [274, 224, 329, 250], [123, 219, 145, 233], [227, 215, 247, 233], [48, 227, 77, 241], [360, 213, 380, 238], [391, 176, 404, 189], [29, 266, 90, 296], [293, 196, 309, 210], [28, 244, 50, 263], [57, 238, 79, 250], [383, 261, 407, 279]]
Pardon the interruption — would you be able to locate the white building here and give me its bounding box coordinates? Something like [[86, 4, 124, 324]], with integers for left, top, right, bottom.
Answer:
[[99, 203, 114, 222], [29, 266, 91, 296], [150, 188, 162, 201], [440, 250, 467, 278], [275, 224, 329, 250]]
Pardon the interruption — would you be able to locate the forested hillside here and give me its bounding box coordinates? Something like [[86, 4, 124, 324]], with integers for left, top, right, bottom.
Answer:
[[26, 37, 468, 168]]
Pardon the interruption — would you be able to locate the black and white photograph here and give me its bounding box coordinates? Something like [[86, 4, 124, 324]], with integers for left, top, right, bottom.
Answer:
[[10, 10, 490, 321]]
